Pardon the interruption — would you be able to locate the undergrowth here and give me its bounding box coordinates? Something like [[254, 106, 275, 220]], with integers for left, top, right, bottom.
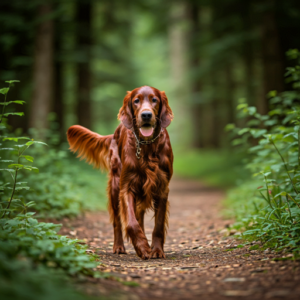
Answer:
[[0, 81, 101, 299], [225, 49, 300, 257], [173, 149, 247, 188], [1, 132, 107, 218]]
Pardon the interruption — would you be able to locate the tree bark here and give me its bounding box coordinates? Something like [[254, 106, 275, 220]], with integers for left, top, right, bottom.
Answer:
[[53, 62, 64, 140], [189, 2, 204, 148], [76, 1, 92, 129], [225, 64, 235, 124], [168, 1, 191, 147], [260, 0, 284, 114], [29, 4, 54, 131], [243, 36, 255, 106]]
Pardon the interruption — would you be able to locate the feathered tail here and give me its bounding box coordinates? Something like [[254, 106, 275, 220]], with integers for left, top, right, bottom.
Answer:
[[67, 125, 113, 171]]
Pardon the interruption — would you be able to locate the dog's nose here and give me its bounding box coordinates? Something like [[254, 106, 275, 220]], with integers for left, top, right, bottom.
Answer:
[[141, 111, 152, 121]]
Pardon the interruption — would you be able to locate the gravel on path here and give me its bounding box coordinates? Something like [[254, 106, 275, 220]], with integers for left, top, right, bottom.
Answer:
[[60, 179, 300, 300]]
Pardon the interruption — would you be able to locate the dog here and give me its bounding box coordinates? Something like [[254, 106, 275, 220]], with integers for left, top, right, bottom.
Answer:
[[67, 86, 173, 260]]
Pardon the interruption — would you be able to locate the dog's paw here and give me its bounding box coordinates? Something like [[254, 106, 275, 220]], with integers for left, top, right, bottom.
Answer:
[[135, 244, 151, 260], [113, 244, 127, 254], [150, 247, 166, 259]]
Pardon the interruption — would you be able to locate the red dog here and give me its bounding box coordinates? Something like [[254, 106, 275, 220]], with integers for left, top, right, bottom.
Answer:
[[67, 86, 173, 260]]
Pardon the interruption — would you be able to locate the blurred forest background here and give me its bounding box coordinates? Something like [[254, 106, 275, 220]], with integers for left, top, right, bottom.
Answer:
[[2, 0, 300, 151]]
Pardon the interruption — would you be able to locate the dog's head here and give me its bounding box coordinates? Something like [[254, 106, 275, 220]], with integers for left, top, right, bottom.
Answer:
[[118, 86, 173, 138]]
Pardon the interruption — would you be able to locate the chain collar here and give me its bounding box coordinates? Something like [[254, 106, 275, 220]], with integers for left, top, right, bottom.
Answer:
[[132, 128, 162, 159]]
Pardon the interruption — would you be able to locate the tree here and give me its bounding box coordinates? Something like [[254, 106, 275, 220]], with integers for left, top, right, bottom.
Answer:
[[29, 3, 54, 132], [76, 0, 92, 129], [260, 0, 284, 114]]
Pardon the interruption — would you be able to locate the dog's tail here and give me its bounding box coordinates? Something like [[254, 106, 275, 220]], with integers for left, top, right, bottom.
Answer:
[[67, 125, 113, 171]]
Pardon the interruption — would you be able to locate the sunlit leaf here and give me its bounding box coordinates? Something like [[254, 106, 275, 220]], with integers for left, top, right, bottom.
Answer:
[[0, 87, 9, 95], [5, 80, 20, 84]]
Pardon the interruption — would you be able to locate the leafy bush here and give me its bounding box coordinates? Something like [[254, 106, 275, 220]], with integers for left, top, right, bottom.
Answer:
[[0, 243, 91, 300], [0, 81, 101, 299], [225, 49, 300, 256], [0, 214, 98, 275], [0, 125, 107, 218], [22, 146, 108, 218]]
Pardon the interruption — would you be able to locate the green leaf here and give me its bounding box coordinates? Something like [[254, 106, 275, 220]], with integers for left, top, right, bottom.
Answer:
[[248, 107, 257, 115], [274, 192, 287, 198], [20, 155, 34, 162], [26, 201, 36, 207], [23, 166, 39, 173], [238, 128, 249, 135], [250, 129, 267, 138], [0, 168, 15, 173], [225, 123, 235, 131], [3, 137, 30, 142], [237, 103, 248, 110], [25, 140, 47, 146], [0, 88, 9, 95], [5, 80, 20, 84], [2, 112, 24, 117], [267, 90, 277, 98], [15, 186, 30, 190], [0, 100, 25, 106], [8, 164, 24, 169]]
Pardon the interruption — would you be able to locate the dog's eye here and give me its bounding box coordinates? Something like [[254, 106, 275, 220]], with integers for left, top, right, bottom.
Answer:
[[134, 99, 139, 104], [152, 98, 157, 103]]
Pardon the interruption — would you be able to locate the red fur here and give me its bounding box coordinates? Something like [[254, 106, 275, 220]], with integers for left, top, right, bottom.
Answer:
[[67, 125, 113, 170], [67, 86, 173, 260]]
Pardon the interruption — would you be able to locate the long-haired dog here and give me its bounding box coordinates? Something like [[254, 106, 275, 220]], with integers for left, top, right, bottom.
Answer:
[[67, 86, 173, 260]]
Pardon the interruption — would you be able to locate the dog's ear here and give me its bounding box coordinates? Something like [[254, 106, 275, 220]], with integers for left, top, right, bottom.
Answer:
[[118, 91, 133, 129], [159, 91, 173, 128]]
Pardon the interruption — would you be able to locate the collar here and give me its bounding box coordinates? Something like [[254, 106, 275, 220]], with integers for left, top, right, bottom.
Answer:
[[131, 128, 163, 159]]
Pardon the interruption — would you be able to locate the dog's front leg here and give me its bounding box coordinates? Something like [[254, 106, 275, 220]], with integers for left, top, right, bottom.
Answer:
[[120, 192, 151, 260], [150, 195, 169, 259]]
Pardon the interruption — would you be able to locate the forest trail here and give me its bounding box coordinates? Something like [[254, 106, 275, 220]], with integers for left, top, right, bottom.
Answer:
[[60, 179, 300, 300]]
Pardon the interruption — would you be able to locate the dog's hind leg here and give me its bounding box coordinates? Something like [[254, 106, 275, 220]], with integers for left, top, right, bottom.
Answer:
[[108, 140, 126, 254]]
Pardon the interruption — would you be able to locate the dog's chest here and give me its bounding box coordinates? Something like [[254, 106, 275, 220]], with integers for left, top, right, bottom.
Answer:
[[135, 157, 166, 194]]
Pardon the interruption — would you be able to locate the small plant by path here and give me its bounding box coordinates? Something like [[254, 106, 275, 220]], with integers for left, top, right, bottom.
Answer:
[[225, 49, 300, 256]]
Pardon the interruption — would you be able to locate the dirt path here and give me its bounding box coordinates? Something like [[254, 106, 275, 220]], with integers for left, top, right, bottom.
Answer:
[[60, 179, 300, 300]]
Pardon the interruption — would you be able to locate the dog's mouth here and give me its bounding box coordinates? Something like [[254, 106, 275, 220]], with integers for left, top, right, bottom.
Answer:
[[139, 123, 154, 137]]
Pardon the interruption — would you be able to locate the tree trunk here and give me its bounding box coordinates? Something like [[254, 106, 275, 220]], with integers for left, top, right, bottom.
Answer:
[[225, 64, 235, 124], [76, 1, 92, 129], [168, 1, 191, 147], [53, 62, 64, 140], [260, 0, 284, 114], [243, 38, 255, 106], [29, 4, 54, 131], [189, 2, 204, 148], [210, 75, 220, 148]]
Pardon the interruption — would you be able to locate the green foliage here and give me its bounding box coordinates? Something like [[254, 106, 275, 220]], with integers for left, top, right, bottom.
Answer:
[[0, 243, 91, 300], [173, 149, 248, 188], [0, 214, 98, 275], [0, 130, 107, 218], [225, 50, 300, 256], [21, 145, 108, 218], [0, 81, 101, 299]]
